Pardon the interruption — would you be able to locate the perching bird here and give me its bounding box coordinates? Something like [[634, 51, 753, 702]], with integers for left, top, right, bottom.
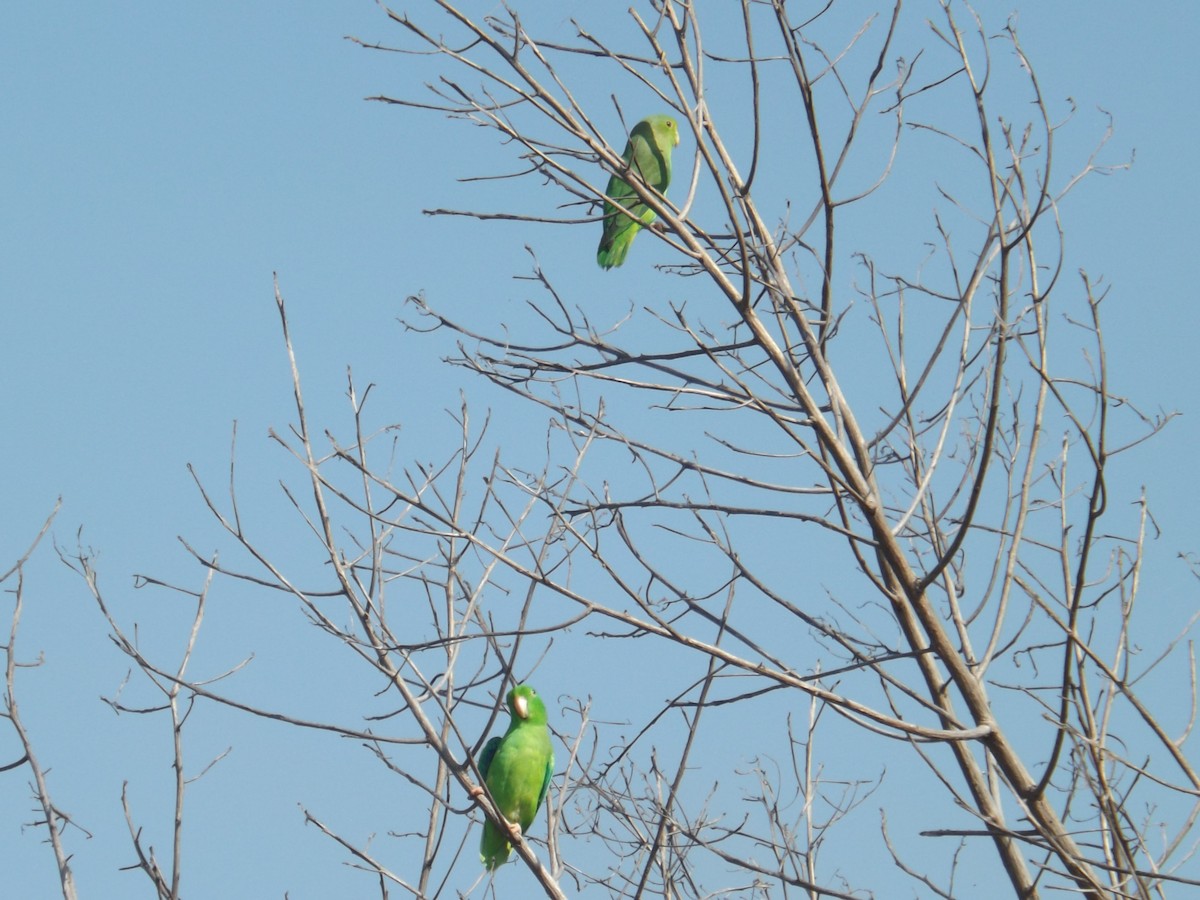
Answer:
[[596, 114, 680, 269], [478, 684, 555, 870]]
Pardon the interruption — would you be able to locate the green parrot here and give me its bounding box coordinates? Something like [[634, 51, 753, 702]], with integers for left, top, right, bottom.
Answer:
[[477, 683, 555, 870], [596, 114, 681, 269]]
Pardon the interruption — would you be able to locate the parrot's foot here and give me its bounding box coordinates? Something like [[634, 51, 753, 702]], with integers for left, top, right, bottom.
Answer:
[[468, 784, 485, 799], [508, 821, 523, 839]]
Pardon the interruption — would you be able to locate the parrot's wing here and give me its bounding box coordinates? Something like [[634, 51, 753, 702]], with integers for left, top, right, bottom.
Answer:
[[605, 137, 646, 216], [477, 736, 503, 781], [629, 131, 666, 191], [537, 749, 555, 814]]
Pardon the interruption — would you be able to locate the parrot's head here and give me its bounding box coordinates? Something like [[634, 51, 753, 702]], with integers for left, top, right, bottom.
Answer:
[[649, 114, 680, 148], [508, 684, 548, 724]]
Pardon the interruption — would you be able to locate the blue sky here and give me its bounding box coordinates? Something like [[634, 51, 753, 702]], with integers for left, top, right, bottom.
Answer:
[[3, 3, 1198, 897]]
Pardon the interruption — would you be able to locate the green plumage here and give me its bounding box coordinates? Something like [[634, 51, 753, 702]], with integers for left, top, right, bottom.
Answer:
[[597, 114, 681, 269], [478, 684, 554, 870]]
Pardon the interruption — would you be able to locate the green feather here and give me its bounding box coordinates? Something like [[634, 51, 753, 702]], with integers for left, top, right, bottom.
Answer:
[[479, 684, 555, 869], [597, 114, 680, 269], [477, 736, 502, 780]]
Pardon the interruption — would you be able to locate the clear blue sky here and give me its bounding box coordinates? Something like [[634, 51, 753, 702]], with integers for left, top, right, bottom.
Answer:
[[2, 3, 1197, 897]]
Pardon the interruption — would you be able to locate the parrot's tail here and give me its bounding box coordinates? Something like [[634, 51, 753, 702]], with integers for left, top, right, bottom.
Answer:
[[597, 223, 640, 269]]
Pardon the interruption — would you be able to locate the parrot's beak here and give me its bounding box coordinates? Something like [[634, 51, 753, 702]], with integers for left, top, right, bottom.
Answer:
[[514, 693, 529, 720], [674, 130, 681, 147]]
